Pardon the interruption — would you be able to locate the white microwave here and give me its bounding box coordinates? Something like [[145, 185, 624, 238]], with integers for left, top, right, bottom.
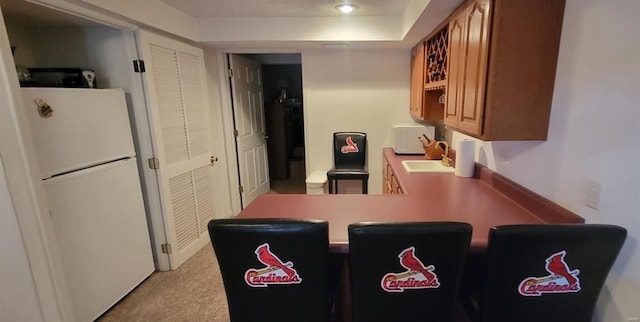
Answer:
[[392, 123, 435, 154]]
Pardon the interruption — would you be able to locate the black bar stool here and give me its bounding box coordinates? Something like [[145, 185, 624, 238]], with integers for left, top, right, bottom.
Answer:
[[462, 224, 627, 322], [327, 132, 368, 194], [208, 218, 330, 322], [348, 222, 472, 322]]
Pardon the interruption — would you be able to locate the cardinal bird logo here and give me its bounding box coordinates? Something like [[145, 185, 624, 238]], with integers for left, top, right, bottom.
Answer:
[[518, 250, 581, 296], [244, 243, 302, 287], [381, 246, 440, 292], [340, 136, 359, 154]]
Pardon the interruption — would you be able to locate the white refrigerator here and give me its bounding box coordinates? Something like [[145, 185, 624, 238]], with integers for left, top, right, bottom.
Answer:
[[21, 88, 155, 322]]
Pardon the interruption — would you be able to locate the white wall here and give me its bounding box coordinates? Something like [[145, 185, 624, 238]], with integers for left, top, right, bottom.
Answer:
[[5, 24, 137, 88], [0, 158, 44, 322], [6, 26, 88, 67], [197, 16, 402, 42], [0, 7, 69, 319], [80, 0, 197, 40], [451, 0, 640, 320], [301, 48, 415, 194]]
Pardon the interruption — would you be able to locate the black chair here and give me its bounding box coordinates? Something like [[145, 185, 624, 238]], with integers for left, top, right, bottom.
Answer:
[[327, 132, 369, 194], [348, 222, 472, 322], [208, 218, 329, 322], [464, 224, 627, 322]]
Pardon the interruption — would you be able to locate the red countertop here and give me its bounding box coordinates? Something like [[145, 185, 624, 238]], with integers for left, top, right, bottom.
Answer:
[[237, 148, 583, 253]]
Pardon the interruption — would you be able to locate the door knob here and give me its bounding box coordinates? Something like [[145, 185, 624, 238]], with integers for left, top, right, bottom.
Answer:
[[210, 156, 218, 165]]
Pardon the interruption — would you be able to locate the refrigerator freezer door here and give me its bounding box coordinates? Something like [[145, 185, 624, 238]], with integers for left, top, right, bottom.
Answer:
[[43, 157, 154, 322], [21, 88, 136, 179]]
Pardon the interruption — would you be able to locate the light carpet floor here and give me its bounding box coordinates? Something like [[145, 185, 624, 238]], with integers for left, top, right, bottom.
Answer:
[[98, 160, 306, 321], [97, 243, 230, 321]]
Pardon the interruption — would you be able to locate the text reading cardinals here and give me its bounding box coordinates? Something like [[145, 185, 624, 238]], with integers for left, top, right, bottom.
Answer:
[[518, 250, 581, 296], [381, 246, 440, 292], [244, 243, 302, 287]]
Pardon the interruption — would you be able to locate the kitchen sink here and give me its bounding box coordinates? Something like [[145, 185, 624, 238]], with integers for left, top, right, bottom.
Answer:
[[401, 160, 455, 174]]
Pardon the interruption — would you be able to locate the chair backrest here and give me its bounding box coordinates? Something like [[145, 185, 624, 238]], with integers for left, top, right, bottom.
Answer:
[[481, 224, 627, 322], [348, 222, 472, 322], [333, 132, 366, 168], [208, 218, 329, 322]]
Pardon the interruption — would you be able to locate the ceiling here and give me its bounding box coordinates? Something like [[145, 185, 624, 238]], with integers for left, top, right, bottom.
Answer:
[[0, 0, 102, 27], [0, 0, 464, 49], [159, 0, 410, 18]]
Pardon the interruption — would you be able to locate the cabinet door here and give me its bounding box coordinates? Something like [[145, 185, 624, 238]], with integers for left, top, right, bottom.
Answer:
[[459, 0, 491, 135], [391, 174, 401, 194], [444, 11, 466, 127], [382, 156, 388, 193], [383, 157, 393, 194], [409, 42, 425, 119]]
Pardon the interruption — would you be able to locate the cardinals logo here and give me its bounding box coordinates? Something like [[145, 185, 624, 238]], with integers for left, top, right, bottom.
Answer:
[[518, 250, 581, 296], [340, 136, 359, 154], [381, 246, 440, 292], [244, 243, 302, 288]]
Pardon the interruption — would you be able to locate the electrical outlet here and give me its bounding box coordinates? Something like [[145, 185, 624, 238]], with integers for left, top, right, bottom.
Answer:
[[584, 179, 601, 210]]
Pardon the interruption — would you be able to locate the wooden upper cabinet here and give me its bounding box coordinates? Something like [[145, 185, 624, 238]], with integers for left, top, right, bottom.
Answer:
[[459, 0, 490, 135], [409, 42, 425, 119], [444, 0, 565, 140], [444, 10, 466, 128]]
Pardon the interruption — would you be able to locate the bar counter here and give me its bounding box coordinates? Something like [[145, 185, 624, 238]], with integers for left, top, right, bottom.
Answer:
[[237, 148, 584, 253]]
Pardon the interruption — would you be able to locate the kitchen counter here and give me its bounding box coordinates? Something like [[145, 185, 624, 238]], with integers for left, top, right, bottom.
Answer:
[[237, 148, 584, 253]]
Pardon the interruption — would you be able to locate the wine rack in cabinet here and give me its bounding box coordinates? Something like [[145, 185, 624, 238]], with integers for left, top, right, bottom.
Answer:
[[423, 26, 448, 120], [425, 26, 448, 87]]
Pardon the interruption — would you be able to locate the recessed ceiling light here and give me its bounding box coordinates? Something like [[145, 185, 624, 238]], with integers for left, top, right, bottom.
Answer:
[[335, 3, 358, 14]]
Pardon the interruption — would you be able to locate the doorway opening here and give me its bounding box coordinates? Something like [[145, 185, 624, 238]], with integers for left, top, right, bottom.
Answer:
[[229, 53, 306, 201]]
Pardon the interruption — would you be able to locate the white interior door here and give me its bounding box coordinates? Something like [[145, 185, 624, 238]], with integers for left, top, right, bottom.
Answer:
[[229, 54, 270, 207], [137, 30, 219, 269]]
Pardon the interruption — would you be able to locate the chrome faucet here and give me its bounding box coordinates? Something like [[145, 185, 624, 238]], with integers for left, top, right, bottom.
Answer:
[[437, 141, 452, 167]]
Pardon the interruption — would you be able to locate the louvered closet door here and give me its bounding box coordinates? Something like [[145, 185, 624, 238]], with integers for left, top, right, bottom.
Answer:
[[138, 30, 217, 269]]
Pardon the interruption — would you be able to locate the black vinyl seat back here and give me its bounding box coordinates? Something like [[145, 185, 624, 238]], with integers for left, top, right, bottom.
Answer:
[[327, 132, 369, 193], [332, 132, 367, 169], [208, 218, 329, 322], [480, 224, 627, 322], [348, 222, 472, 322]]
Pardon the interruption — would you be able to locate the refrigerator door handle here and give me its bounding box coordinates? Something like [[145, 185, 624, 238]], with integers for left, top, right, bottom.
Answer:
[[34, 98, 54, 118]]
